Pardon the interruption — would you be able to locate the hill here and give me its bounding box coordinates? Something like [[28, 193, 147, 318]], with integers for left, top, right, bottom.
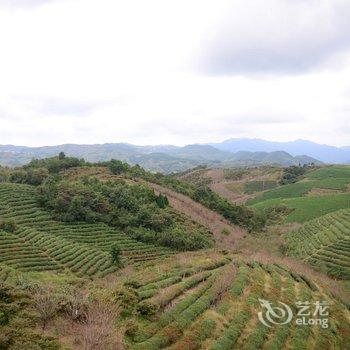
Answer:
[[223, 150, 321, 167], [0, 182, 181, 274], [126, 254, 349, 350], [0, 157, 349, 349], [285, 208, 350, 279], [1, 252, 349, 349], [0, 143, 322, 173], [249, 165, 350, 223], [209, 138, 350, 164]]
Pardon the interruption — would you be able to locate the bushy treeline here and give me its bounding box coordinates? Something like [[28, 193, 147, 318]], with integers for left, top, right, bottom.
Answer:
[[26, 152, 86, 174], [101, 160, 265, 232], [37, 176, 213, 251], [279, 164, 316, 185], [130, 170, 266, 232], [0, 153, 86, 185], [1, 154, 266, 232]]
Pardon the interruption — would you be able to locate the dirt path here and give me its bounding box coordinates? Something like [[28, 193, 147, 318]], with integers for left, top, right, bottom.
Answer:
[[209, 182, 256, 204], [141, 181, 246, 250]]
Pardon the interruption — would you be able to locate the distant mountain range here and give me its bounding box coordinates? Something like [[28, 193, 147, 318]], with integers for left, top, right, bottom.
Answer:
[[0, 140, 326, 173], [209, 138, 350, 164]]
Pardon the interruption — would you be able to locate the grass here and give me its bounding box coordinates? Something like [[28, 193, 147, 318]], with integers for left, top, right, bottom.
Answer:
[[249, 178, 349, 204], [244, 180, 277, 194], [306, 165, 350, 180], [252, 193, 350, 223], [248, 165, 350, 222]]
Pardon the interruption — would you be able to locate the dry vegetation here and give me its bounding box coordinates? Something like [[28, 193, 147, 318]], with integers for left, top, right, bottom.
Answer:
[[144, 181, 246, 249]]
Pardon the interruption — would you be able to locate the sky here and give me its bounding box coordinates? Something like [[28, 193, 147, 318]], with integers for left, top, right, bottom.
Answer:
[[0, 0, 350, 147]]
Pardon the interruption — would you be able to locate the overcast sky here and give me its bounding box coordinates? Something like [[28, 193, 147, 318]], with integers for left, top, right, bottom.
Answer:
[[0, 0, 349, 147]]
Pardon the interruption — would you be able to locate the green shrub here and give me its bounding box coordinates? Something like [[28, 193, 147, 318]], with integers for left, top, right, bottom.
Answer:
[[0, 220, 17, 233], [280, 165, 307, 185], [137, 300, 159, 316], [113, 286, 139, 316], [108, 159, 129, 175], [0, 310, 9, 326], [221, 228, 231, 236], [264, 205, 293, 223]]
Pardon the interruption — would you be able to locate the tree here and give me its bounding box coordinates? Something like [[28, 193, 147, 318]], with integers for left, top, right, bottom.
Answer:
[[156, 194, 169, 208], [9, 169, 28, 184], [110, 244, 122, 265], [58, 152, 66, 160], [108, 159, 128, 175], [26, 167, 49, 185], [0, 167, 10, 183]]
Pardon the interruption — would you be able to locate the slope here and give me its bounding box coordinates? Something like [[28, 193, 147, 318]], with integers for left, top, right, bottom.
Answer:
[[125, 253, 349, 350], [285, 208, 350, 279], [143, 181, 246, 249], [0, 183, 173, 277]]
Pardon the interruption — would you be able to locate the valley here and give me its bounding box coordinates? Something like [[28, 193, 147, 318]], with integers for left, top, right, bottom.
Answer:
[[0, 156, 349, 349]]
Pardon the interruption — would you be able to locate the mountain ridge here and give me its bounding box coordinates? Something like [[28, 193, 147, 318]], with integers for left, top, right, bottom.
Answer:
[[0, 141, 323, 173], [208, 138, 350, 163]]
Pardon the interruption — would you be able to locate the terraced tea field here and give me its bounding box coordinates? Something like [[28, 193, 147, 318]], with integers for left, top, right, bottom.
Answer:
[[0, 183, 172, 277], [125, 256, 349, 349], [247, 165, 350, 223], [249, 166, 350, 204], [285, 208, 350, 279], [252, 193, 350, 223]]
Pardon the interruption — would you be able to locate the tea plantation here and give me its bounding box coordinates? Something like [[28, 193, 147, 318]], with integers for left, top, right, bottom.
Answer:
[[0, 183, 172, 277], [124, 256, 349, 350], [285, 208, 350, 279]]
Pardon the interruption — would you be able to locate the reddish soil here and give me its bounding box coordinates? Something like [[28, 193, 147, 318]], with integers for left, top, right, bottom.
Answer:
[[143, 181, 246, 250]]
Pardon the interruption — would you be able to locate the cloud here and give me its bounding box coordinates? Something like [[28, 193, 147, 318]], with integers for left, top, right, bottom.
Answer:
[[24, 97, 113, 117], [198, 0, 350, 75], [0, 0, 57, 9], [0, 0, 349, 148]]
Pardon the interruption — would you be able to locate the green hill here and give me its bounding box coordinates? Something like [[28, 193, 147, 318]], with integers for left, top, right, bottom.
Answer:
[[0, 183, 174, 276], [0, 157, 349, 349], [252, 193, 350, 223], [249, 165, 350, 204], [249, 165, 350, 222], [285, 209, 350, 279]]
